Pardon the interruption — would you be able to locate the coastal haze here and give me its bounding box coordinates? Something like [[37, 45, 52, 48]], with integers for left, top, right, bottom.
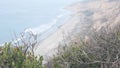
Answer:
[[0, 0, 83, 44], [0, 0, 120, 67]]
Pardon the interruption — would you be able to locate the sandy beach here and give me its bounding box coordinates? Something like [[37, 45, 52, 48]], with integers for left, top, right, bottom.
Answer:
[[34, 14, 80, 58]]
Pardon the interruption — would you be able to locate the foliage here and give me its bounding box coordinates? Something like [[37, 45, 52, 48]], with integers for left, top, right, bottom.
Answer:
[[0, 43, 43, 68], [46, 25, 120, 68]]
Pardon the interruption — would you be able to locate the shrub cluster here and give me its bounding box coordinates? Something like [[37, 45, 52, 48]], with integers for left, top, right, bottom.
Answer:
[[46, 26, 120, 68], [0, 43, 43, 68]]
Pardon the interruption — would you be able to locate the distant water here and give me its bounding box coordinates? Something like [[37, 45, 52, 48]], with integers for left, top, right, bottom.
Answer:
[[0, 0, 84, 44]]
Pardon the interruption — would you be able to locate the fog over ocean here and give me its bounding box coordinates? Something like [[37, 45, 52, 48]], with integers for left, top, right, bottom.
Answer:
[[0, 0, 84, 44]]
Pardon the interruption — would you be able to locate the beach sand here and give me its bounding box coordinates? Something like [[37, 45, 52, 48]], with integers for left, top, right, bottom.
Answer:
[[34, 14, 80, 58]]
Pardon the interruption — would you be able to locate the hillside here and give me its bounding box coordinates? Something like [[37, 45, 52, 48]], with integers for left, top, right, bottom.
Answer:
[[34, 0, 120, 59], [66, 0, 120, 36]]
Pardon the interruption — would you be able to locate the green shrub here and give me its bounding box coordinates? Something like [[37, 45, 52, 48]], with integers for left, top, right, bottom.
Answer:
[[0, 43, 43, 68]]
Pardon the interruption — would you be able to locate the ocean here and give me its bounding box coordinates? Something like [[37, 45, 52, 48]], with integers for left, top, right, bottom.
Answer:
[[0, 0, 83, 44]]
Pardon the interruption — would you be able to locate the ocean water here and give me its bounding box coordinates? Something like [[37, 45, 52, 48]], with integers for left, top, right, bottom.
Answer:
[[0, 0, 83, 44]]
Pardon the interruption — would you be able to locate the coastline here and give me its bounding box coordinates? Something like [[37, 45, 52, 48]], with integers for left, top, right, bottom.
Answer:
[[34, 12, 80, 58]]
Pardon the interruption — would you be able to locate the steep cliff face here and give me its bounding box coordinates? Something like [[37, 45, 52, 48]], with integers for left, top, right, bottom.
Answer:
[[35, 0, 120, 58]]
